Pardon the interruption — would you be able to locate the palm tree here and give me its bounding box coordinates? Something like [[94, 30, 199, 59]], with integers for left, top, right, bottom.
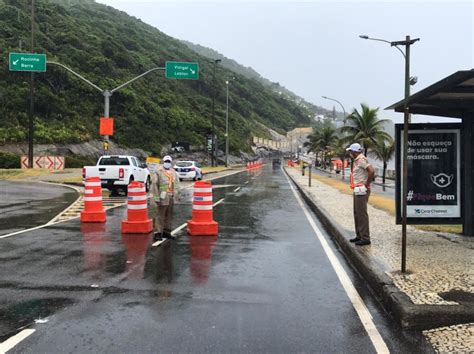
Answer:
[[341, 104, 392, 156], [329, 137, 349, 179], [370, 136, 395, 184], [305, 124, 337, 169]]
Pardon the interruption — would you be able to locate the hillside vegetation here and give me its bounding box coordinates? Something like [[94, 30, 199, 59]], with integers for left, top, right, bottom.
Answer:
[[0, 0, 312, 154]]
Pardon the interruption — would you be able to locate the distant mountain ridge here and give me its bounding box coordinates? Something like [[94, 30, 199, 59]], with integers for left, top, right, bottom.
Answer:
[[181, 40, 337, 118]]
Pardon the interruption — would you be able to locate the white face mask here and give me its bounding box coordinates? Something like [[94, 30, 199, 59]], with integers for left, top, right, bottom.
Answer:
[[163, 162, 172, 169]]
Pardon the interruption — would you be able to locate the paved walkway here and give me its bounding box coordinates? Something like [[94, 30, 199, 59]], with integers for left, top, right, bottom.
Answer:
[[285, 166, 473, 353]]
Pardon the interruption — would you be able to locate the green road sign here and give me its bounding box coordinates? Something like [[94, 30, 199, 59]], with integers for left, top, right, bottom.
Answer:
[[165, 61, 199, 79], [9, 53, 47, 72]]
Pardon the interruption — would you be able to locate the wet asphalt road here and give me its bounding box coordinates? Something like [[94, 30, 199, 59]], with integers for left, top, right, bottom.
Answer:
[[0, 167, 429, 353], [0, 181, 78, 236]]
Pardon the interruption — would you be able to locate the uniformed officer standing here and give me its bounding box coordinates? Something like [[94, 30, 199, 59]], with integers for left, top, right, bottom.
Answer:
[[347, 143, 375, 246], [150, 155, 181, 241]]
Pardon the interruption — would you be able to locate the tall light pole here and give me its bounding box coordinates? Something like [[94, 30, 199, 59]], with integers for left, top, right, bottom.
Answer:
[[322, 96, 346, 125], [359, 34, 420, 273], [47, 62, 165, 151], [211, 59, 221, 167], [322, 95, 347, 179], [28, 0, 35, 168], [225, 80, 229, 167]]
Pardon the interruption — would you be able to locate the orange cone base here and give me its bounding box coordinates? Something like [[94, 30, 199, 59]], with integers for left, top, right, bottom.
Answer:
[[187, 220, 218, 236], [80, 211, 106, 223], [121, 219, 153, 234]]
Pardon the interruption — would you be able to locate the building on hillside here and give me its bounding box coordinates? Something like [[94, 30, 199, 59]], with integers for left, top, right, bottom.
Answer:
[[287, 127, 313, 154]]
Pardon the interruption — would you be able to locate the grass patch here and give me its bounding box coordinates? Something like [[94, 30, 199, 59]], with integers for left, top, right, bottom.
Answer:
[[0, 169, 53, 180], [295, 167, 463, 235], [415, 225, 463, 234], [48, 176, 83, 185], [0, 168, 82, 181]]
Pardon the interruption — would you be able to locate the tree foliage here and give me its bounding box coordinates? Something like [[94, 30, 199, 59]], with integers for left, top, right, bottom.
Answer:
[[341, 104, 391, 156], [0, 0, 312, 153]]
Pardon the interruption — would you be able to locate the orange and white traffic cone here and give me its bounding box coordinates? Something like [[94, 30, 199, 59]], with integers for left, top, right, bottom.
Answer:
[[121, 181, 153, 234], [187, 181, 218, 236], [81, 176, 106, 223]]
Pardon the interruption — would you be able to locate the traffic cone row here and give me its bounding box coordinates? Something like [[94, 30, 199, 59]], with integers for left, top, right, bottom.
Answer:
[[80, 177, 152, 234], [81, 177, 220, 237], [246, 159, 263, 170]]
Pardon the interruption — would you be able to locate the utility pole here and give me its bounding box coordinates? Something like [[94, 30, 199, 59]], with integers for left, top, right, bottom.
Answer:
[[359, 34, 419, 273], [225, 80, 229, 167], [211, 59, 221, 167], [393, 35, 420, 273], [28, 0, 35, 168]]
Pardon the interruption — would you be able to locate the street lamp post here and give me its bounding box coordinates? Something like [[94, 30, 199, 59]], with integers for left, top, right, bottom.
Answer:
[[28, 0, 35, 168], [211, 59, 221, 167], [47, 61, 165, 151], [225, 80, 229, 167], [322, 96, 347, 179], [359, 34, 420, 273]]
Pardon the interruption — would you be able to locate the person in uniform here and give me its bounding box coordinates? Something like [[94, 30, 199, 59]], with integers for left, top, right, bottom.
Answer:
[[347, 143, 375, 246], [150, 155, 181, 241]]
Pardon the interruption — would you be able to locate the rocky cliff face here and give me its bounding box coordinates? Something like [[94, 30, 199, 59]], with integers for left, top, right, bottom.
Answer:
[[0, 140, 150, 160]]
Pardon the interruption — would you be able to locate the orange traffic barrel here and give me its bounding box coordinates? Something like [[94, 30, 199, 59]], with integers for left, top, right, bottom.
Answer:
[[80, 176, 106, 223], [121, 181, 153, 234], [187, 181, 218, 236]]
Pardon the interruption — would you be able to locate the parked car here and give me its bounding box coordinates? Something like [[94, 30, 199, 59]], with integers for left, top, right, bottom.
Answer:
[[174, 161, 203, 181], [83, 155, 151, 195]]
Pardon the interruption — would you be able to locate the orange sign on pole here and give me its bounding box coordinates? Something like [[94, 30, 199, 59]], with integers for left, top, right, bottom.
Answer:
[[100, 117, 114, 136]]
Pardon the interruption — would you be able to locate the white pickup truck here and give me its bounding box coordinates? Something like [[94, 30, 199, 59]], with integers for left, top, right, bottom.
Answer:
[[82, 155, 151, 195]]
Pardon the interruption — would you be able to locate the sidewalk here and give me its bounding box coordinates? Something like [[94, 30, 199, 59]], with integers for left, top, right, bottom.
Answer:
[[285, 166, 473, 353]]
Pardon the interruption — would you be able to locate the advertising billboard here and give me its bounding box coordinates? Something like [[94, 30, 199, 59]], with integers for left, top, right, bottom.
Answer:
[[396, 124, 462, 224]]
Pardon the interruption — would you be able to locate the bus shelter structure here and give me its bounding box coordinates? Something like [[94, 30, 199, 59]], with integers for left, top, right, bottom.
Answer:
[[387, 69, 474, 236]]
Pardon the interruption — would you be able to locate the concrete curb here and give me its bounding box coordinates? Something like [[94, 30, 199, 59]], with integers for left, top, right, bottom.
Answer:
[[284, 167, 474, 330]]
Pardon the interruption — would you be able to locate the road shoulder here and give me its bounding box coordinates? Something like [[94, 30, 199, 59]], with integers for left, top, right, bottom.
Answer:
[[283, 166, 473, 352]]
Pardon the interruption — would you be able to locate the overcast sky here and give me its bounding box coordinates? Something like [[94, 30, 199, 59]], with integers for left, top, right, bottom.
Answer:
[[97, 0, 473, 123]]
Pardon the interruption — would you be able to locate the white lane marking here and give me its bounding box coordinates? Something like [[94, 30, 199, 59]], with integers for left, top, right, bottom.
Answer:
[[38, 182, 83, 225], [0, 200, 128, 240], [0, 329, 36, 353], [244, 181, 249, 185], [171, 222, 188, 236], [152, 239, 165, 247], [152, 197, 226, 247], [213, 198, 225, 207], [151, 222, 189, 247], [282, 168, 390, 354], [233, 187, 241, 192]]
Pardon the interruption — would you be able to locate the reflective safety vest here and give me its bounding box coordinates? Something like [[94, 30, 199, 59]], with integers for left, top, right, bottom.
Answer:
[[160, 170, 176, 193]]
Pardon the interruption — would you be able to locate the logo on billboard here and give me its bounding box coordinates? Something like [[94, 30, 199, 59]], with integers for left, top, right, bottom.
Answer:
[[430, 173, 454, 188]]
